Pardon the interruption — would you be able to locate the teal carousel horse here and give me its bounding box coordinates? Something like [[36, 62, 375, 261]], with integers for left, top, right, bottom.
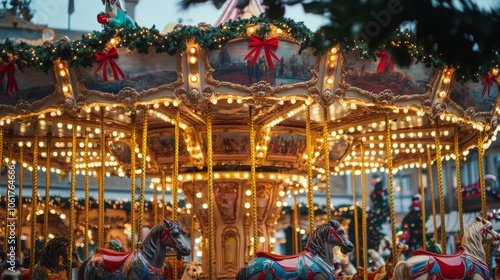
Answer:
[[236, 220, 354, 280], [97, 0, 137, 28]]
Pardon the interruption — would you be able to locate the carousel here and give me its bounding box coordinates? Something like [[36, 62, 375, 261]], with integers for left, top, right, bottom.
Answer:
[[0, 0, 500, 279]]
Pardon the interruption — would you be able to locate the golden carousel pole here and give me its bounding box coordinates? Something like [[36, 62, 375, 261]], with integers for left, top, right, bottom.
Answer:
[[29, 118, 39, 280], [305, 105, 314, 234], [98, 108, 105, 248], [293, 190, 299, 253], [16, 143, 23, 258], [190, 168, 195, 261], [323, 108, 331, 221], [427, 146, 438, 244], [84, 132, 90, 260], [161, 170, 166, 222], [418, 156, 427, 250], [5, 130, 12, 243], [138, 106, 148, 244], [434, 120, 446, 254], [67, 116, 78, 279], [207, 103, 215, 279], [130, 112, 137, 250], [153, 187, 158, 225], [249, 105, 258, 257], [454, 128, 464, 236], [477, 131, 489, 264], [43, 132, 51, 246], [384, 115, 397, 268], [352, 165, 360, 268], [172, 107, 180, 280], [360, 142, 367, 280]]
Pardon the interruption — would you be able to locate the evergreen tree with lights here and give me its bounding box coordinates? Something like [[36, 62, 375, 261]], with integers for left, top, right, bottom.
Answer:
[[400, 194, 425, 257], [366, 174, 390, 249]]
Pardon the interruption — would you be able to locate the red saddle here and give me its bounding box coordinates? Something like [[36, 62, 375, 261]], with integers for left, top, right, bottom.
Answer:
[[255, 251, 308, 272], [97, 248, 133, 271], [411, 247, 466, 279]]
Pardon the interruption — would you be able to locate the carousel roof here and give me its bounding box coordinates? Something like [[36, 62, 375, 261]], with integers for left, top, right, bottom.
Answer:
[[0, 16, 499, 185]]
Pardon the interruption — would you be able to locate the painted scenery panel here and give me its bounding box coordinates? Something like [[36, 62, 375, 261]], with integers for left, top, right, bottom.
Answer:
[[267, 132, 306, 158], [204, 131, 250, 155], [109, 141, 131, 164], [208, 40, 316, 86], [328, 139, 350, 162], [449, 80, 498, 112], [344, 53, 433, 96], [147, 134, 188, 163], [80, 48, 177, 94], [0, 67, 55, 106]]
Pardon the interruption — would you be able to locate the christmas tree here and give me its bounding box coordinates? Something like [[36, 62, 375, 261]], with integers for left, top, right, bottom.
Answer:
[[366, 174, 390, 249], [400, 194, 425, 256]]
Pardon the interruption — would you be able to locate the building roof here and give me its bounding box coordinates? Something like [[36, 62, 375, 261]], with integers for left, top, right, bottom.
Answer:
[[214, 0, 265, 26]]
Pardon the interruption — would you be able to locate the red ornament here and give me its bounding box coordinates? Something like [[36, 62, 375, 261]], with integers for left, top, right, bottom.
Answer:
[[243, 35, 280, 70], [97, 13, 109, 24], [95, 47, 125, 82], [376, 50, 394, 73], [0, 61, 19, 94], [481, 72, 497, 97]]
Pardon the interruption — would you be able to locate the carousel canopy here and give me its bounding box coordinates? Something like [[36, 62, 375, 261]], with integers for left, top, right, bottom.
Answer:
[[0, 16, 498, 184]]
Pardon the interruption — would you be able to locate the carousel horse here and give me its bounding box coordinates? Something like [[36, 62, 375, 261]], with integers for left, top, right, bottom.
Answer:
[[393, 216, 500, 280], [97, 0, 137, 29], [236, 220, 354, 280], [180, 261, 203, 280], [21, 236, 79, 280], [353, 242, 408, 280], [367, 249, 385, 272], [79, 219, 191, 280], [0, 252, 22, 280]]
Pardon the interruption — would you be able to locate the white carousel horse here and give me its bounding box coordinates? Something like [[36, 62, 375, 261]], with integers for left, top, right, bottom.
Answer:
[[181, 261, 204, 280], [367, 249, 385, 272], [394, 216, 500, 280]]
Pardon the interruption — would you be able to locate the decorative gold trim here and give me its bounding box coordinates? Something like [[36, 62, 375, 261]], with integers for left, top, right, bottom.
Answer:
[[219, 226, 239, 277]]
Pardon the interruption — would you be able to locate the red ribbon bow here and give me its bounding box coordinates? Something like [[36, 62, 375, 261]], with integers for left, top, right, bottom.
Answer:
[[243, 36, 280, 70], [95, 47, 125, 82], [376, 50, 394, 73], [481, 73, 496, 97], [0, 61, 19, 94]]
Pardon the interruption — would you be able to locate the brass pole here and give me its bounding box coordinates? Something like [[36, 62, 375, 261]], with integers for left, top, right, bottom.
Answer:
[[29, 119, 39, 280], [427, 146, 438, 244], [138, 107, 148, 243], [43, 133, 52, 245], [16, 144, 23, 258], [207, 103, 215, 279], [384, 115, 397, 269], [477, 131, 489, 264], [352, 165, 360, 269], [360, 142, 367, 280], [418, 156, 426, 250], [130, 112, 137, 250], [98, 108, 105, 248], [67, 116, 77, 279], [454, 128, 464, 236], [323, 108, 331, 221], [434, 121, 446, 254], [306, 105, 314, 234], [84, 133, 90, 259]]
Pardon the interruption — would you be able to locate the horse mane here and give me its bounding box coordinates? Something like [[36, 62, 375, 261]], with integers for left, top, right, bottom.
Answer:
[[141, 222, 171, 261], [306, 220, 341, 260], [461, 221, 486, 261], [39, 236, 69, 270]]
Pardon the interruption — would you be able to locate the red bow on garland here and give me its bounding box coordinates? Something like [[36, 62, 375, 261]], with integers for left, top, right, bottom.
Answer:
[[95, 47, 125, 82], [481, 73, 497, 98], [243, 36, 280, 70], [376, 50, 394, 73], [0, 61, 19, 94]]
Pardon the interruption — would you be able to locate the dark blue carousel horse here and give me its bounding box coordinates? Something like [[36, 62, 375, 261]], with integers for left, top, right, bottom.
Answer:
[[78, 219, 191, 280], [21, 236, 79, 280], [236, 220, 354, 280]]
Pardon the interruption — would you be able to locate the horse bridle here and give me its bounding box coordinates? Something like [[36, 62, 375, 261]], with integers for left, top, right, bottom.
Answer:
[[328, 227, 348, 247], [482, 224, 500, 240], [161, 227, 179, 247]]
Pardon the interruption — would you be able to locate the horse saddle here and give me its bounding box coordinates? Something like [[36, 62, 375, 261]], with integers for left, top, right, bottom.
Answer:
[[97, 248, 133, 271], [255, 251, 307, 272], [411, 247, 466, 279]]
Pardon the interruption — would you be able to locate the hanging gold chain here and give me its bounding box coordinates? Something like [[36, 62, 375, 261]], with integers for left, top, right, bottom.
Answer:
[[130, 112, 137, 250], [29, 118, 39, 280], [306, 105, 314, 234], [67, 116, 78, 280], [360, 143, 367, 280], [17, 145, 23, 258], [139, 107, 148, 244], [418, 155, 426, 250], [454, 127, 464, 236], [207, 103, 215, 279], [323, 108, 331, 221], [427, 146, 438, 243], [250, 106, 258, 257], [384, 115, 397, 267], [477, 131, 489, 265], [172, 107, 180, 280], [43, 133, 52, 245], [434, 121, 446, 254], [84, 132, 90, 260]]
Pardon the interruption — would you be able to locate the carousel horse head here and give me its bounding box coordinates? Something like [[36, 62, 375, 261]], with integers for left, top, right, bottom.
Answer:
[[38, 236, 78, 272], [393, 216, 500, 280], [181, 260, 204, 280], [236, 220, 354, 280], [147, 219, 191, 260]]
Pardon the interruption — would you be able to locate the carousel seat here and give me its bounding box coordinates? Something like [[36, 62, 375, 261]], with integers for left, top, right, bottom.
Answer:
[[255, 251, 307, 272], [411, 247, 467, 279], [411, 247, 463, 257], [97, 248, 133, 271]]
